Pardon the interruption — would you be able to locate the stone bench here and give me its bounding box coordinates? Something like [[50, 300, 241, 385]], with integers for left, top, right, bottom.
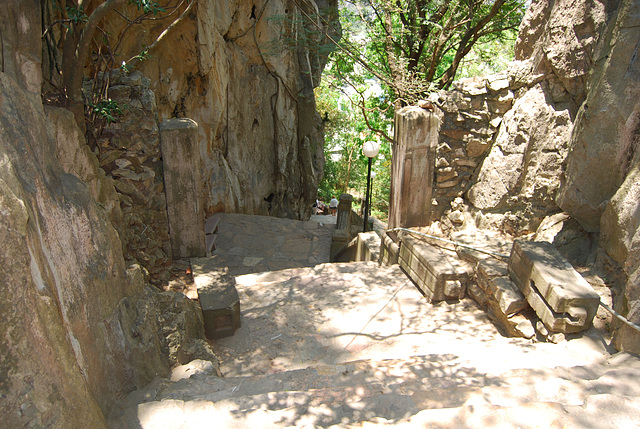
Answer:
[[399, 235, 474, 302], [508, 240, 600, 333], [191, 256, 241, 339]]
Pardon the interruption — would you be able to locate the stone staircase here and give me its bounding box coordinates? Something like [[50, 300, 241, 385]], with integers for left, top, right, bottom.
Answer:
[[108, 260, 640, 428]]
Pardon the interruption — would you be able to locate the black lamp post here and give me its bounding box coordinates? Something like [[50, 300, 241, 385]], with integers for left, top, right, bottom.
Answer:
[[362, 140, 380, 233]]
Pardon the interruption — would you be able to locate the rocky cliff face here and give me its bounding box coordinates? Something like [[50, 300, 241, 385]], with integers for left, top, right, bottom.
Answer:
[[432, 0, 640, 352], [105, 0, 339, 220], [512, 0, 640, 353], [1, 2, 219, 427]]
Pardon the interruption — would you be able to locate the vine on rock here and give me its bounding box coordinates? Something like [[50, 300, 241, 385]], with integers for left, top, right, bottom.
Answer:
[[41, 0, 196, 153]]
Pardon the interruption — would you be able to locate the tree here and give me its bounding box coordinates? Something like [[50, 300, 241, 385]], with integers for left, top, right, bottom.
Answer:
[[42, 0, 195, 141], [318, 0, 525, 140], [312, 0, 524, 220]]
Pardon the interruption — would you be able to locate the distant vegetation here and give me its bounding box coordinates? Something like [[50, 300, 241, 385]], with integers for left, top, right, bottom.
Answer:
[[315, 0, 526, 219]]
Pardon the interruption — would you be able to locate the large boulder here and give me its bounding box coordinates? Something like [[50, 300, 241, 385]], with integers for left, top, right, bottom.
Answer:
[[467, 83, 572, 231], [85, 0, 340, 219], [464, 0, 608, 233], [556, 0, 640, 231]]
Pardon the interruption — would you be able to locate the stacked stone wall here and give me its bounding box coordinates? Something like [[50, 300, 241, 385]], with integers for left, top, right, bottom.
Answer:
[[430, 75, 515, 220], [91, 71, 172, 284]]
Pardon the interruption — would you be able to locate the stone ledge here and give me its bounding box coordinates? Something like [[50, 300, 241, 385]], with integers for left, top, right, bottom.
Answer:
[[399, 235, 474, 302]]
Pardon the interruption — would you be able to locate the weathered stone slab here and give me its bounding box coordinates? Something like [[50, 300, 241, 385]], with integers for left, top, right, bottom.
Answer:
[[508, 240, 600, 333], [388, 106, 439, 230], [476, 262, 528, 316], [191, 256, 241, 339], [161, 118, 206, 258], [399, 236, 473, 302], [381, 231, 400, 266], [356, 231, 381, 263], [473, 259, 531, 337]]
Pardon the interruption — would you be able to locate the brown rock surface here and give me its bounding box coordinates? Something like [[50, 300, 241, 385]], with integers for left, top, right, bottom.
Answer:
[[0, 4, 219, 425], [103, 0, 339, 219]]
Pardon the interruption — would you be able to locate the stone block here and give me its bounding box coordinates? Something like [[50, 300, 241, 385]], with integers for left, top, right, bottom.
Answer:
[[331, 228, 350, 262], [399, 236, 473, 302], [476, 261, 527, 316], [191, 257, 241, 339], [381, 231, 400, 265], [356, 231, 381, 263], [508, 240, 600, 333], [388, 107, 439, 230], [160, 118, 206, 258]]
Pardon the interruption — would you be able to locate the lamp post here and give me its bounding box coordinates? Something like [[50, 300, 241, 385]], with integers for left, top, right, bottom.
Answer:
[[369, 171, 377, 217], [362, 140, 380, 233]]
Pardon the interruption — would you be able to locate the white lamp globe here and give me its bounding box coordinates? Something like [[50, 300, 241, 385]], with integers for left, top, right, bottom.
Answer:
[[363, 140, 380, 158]]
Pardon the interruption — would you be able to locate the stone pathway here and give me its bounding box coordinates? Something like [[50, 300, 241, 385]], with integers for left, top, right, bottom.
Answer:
[[108, 214, 640, 428], [207, 213, 334, 276]]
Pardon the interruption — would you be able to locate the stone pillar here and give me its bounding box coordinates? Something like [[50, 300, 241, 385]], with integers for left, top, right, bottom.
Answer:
[[160, 118, 206, 258], [388, 106, 439, 229], [336, 193, 353, 231], [331, 194, 353, 261]]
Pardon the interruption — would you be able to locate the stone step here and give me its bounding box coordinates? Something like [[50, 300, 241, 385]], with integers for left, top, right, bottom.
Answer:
[[205, 233, 217, 254], [108, 352, 640, 428], [205, 212, 223, 235]]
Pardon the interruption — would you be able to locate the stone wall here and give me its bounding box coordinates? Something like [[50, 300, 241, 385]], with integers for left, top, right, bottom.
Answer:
[[93, 71, 172, 284], [429, 75, 515, 223]]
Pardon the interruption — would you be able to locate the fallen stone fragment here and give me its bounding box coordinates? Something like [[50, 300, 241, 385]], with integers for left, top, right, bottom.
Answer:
[[399, 235, 473, 302], [509, 240, 600, 333], [191, 256, 241, 339]]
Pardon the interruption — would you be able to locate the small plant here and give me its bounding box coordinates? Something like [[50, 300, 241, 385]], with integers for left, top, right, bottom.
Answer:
[[129, 0, 166, 15], [65, 6, 87, 24], [90, 98, 123, 123]]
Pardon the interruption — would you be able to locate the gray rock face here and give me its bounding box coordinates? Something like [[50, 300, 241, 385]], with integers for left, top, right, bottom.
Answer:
[[556, 0, 640, 231], [467, 84, 572, 227], [515, 0, 607, 104]]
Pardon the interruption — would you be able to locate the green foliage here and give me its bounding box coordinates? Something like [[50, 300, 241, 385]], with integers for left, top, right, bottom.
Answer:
[[91, 98, 123, 123], [315, 77, 392, 216], [66, 6, 87, 24], [128, 0, 166, 16], [314, 0, 525, 221]]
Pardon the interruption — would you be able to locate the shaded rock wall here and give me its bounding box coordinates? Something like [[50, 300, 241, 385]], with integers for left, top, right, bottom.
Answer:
[[1, 2, 218, 426], [103, 0, 339, 220], [93, 71, 172, 283]]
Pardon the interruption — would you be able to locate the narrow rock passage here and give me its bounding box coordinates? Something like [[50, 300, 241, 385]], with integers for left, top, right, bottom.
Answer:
[[109, 214, 640, 428]]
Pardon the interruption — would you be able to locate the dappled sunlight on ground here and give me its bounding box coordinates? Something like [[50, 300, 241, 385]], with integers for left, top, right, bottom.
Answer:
[[108, 215, 639, 428], [216, 262, 608, 381]]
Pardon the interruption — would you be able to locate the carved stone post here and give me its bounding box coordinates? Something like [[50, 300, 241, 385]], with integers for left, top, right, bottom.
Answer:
[[388, 106, 439, 230], [160, 118, 206, 258], [336, 193, 353, 231]]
